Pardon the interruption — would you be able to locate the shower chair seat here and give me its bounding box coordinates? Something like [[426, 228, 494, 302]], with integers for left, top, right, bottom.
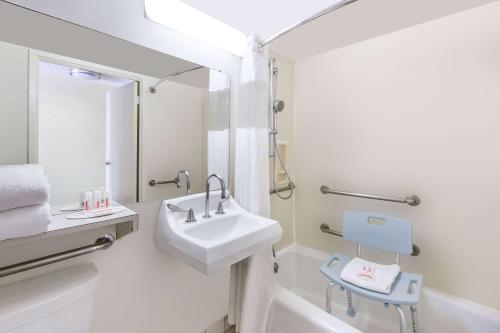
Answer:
[[320, 252, 423, 306], [320, 211, 423, 333]]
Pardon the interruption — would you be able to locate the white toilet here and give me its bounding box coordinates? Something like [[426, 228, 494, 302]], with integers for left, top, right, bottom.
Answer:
[[0, 264, 99, 333]]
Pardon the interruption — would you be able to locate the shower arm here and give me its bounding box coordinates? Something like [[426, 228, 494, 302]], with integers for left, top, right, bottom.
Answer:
[[260, 0, 360, 47]]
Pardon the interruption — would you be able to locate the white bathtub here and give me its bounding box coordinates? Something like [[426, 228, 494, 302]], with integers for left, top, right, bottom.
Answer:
[[270, 244, 500, 333]]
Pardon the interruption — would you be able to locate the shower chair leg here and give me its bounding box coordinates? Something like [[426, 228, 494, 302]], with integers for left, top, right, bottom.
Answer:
[[346, 290, 356, 317], [394, 304, 407, 333], [410, 305, 418, 333], [326, 282, 335, 314]]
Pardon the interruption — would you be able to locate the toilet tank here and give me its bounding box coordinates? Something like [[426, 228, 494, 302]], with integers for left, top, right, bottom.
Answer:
[[0, 264, 99, 333]]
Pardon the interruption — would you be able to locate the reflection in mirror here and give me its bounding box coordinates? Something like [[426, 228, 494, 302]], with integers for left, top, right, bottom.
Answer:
[[143, 67, 231, 201], [0, 37, 231, 208], [36, 61, 138, 207]]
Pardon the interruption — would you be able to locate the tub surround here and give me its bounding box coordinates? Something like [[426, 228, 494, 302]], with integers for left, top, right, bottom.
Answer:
[[293, 1, 500, 311]]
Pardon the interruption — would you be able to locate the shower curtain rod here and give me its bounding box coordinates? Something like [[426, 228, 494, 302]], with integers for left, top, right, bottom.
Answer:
[[149, 65, 204, 93], [260, 0, 360, 47]]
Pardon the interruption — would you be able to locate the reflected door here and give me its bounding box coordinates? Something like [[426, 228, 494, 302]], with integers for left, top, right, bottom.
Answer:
[[106, 82, 138, 203]]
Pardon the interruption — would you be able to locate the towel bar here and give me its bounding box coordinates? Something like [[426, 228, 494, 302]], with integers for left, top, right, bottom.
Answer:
[[320, 223, 420, 256], [0, 234, 115, 278], [320, 185, 421, 206]]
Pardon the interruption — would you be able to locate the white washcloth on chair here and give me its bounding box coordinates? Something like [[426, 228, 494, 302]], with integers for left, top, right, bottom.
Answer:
[[0, 165, 49, 212], [340, 257, 401, 294], [0, 203, 51, 241]]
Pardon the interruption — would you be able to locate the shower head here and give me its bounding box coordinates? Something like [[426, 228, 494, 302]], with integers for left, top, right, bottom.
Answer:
[[273, 100, 285, 112]]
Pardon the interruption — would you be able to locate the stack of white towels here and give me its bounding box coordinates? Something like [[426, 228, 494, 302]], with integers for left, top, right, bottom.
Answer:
[[0, 165, 51, 241]]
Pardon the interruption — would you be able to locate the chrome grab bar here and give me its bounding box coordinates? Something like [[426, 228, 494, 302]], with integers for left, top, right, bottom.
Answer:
[[320, 223, 420, 256], [0, 234, 115, 278], [270, 182, 295, 195], [320, 185, 420, 207], [149, 170, 191, 195], [149, 178, 179, 187]]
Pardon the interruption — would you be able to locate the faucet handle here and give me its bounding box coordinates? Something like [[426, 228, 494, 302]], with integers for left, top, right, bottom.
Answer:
[[167, 204, 197, 223], [185, 208, 196, 223], [215, 196, 230, 215]]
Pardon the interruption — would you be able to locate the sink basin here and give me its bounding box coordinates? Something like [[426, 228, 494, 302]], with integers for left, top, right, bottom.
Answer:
[[154, 191, 283, 274]]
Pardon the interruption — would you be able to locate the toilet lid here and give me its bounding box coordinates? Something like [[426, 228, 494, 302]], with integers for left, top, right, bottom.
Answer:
[[0, 264, 99, 332]]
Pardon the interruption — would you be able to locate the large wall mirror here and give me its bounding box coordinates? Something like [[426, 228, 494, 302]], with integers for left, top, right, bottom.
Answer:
[[0, 5, 231, 211]]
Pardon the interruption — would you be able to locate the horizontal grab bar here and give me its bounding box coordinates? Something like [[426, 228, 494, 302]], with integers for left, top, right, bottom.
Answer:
[[320, 223, 420, 256], [0, 234, 115, 278], [270, 182, 295, 195], [320, 185, 420, 206], [149, 177, 180, 187]]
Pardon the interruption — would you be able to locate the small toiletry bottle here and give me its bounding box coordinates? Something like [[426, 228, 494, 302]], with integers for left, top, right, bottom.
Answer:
[[105, 189, 112, 208], [93, 190, 101, 210], [79, 189, 87, 209], [100, 187, 106, 207], [84, 191, 93, 212]]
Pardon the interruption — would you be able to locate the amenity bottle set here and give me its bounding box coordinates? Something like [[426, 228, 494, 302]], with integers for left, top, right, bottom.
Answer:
[[80, 187, 112, 214]]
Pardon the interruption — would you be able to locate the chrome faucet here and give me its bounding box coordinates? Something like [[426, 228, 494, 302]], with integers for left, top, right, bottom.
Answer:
[[203, 174, 227, 218], [176, 170, 191, 195]]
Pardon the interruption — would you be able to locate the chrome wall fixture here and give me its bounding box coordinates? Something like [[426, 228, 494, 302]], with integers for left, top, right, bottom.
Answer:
[[149, 66, 204, 94], [0, 234, 115, 278], [270, 182, 295, 195], [320, 185, 421, 207], [269, 58, 294, 200], [320, 223, 421, 256], [149, 170, 191, 195]]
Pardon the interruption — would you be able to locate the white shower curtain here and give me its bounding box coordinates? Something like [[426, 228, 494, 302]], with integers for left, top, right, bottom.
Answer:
[[207, 69, 230, 187], [229, 35, 275, 333]]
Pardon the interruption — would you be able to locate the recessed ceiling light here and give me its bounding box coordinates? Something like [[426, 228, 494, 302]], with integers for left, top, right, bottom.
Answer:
[[145, 0, 246, 56], [69, 68, 101, 80]]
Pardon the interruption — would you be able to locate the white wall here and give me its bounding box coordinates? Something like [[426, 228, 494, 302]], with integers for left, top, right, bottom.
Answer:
[[293, 1, 500, 310], [0, 40, 28, 165], [38, 71, 111, 205]]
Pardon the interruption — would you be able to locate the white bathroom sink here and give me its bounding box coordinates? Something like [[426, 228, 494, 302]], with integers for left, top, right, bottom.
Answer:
[[154, 192, 283, 274]]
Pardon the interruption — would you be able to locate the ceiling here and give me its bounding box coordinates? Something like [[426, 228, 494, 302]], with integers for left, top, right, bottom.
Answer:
[[180, 0, 340, 41], [180, 0, 499, 60]]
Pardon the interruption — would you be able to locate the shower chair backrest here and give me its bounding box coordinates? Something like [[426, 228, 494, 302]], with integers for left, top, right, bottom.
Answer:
[[342, 211, 413, 256]]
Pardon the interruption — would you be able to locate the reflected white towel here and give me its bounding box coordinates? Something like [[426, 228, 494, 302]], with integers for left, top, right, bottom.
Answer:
[[0, 165, 49, 212], [340, 257, 401, 294], [0, 203, 51, 241]]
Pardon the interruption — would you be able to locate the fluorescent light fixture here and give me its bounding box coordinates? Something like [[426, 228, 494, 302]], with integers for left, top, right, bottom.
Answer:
[[69, 68, 101, 80], [145, 0, 247, 56]]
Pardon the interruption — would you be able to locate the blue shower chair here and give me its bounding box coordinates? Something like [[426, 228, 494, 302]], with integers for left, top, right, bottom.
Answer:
[[320, 211, 423, 333]]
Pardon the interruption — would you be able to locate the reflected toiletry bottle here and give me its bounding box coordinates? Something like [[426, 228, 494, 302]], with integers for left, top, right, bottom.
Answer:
[[100, 187, 106, 207], [84, 191, 93, 212], [105, 189, 112, 208], [79, 189, 87, 209], [93, 190, 101, 210]]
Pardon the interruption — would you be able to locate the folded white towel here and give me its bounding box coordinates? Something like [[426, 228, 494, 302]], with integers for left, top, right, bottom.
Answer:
[[0, 203, 51, 241], [340, 257, 401, 294], [0, 165, 49, 212]]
